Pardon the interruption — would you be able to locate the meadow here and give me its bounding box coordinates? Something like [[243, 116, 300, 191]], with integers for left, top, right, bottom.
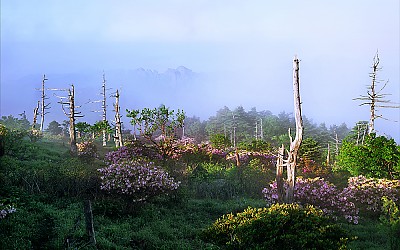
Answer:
[[1, 123, 399, 249]]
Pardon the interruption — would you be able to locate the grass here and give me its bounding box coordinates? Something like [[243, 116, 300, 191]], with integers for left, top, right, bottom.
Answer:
[[1, 137, 398, 249]]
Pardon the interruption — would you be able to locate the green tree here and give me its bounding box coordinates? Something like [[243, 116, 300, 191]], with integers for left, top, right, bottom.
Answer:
[[209, 134, 231, 149], [0, 114, 30, 131], [46, 121, 62, 135], [336, 133, 400, 179], [184, 116, 206, 142], [126, 104, 185, 158], [75, 122, 91, 139], [90, 120, 112, 139]]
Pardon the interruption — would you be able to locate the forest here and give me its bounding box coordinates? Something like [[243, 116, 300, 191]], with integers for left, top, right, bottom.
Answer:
[[1, 57, 400, 250]]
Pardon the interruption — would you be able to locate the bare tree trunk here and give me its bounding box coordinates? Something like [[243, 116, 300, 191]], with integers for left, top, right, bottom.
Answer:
[[69, 85, 77, 154], [114, 90, 123, 147], [326, 143, 330, 166], [40, 75, 49, 132], [285, 56, 304, 204], [33, 101, 40, 130], [102, 74, 107, 146], [368, 54, 379, 134], [276, 144, 285, 203]]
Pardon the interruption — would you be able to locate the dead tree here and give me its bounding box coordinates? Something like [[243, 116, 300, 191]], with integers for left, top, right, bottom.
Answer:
[[32, 101, 40, 130], [113, 89, 123, 147], [285, 56, 304, 203], [354, 52, 399, 134], [276, 144, 285, 203], [88, 73, 109, 146], [57, 85, 83, 154], [101, 73, 107, 146], [38, 75, 50, 132], [275, 56, 304, 204]]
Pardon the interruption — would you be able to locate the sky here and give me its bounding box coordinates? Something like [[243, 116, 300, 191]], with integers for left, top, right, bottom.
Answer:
[[1, 0, 399, 141]]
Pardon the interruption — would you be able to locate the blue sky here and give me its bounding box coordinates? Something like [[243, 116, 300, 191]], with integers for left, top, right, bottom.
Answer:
[[1, 0, 399, 141]]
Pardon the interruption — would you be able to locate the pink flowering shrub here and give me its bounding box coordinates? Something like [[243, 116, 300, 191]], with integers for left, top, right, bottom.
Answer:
[[98, 159, 180, 201], [340, 176, 400, 216], [263, 177, 358, 223], [262, 175, 400, 224], [104, 141, 161, 165], [77, 141, 98, 159], [227, 150, 276, 168]]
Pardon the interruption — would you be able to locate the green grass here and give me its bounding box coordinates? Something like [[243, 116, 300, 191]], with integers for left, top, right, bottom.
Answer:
[[1, 137, 398, 249]]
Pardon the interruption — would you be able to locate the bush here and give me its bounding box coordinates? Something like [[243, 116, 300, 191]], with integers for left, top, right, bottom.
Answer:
[[262, 176, 400, 223], [202, 203, 349, 249], [98, 159, 180, 202], [336, 134, 400, 179], [380, 196, 400, 250], [77, 140, 98, 161]]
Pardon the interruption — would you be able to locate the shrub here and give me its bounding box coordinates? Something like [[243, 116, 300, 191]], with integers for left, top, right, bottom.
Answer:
[[380, 196, 400, 249], [336, 134, 400, 179], [262, 176, 400, 223], [202, 203, 349, 250], [340, 176, 400, 218], [104, 141, 161, 165], [77, 140, 98, 160], [98, 159, 180, 202]]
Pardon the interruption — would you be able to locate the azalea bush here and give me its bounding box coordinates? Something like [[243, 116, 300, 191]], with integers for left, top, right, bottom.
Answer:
[[226, 149, 276, 168], [98, 159, 180, 202], [77, 140, 98, 160], [340, 176, 400, 218], [262, 176, 400, 224], [104, 141, 161, 165], [263, 177, 359, 223]]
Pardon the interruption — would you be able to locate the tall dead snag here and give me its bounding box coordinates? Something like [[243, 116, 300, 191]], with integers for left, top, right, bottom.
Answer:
[[32, 101, 40, 130], [114, 89, 123, 147], [57, 85, 83, 155], [38, 74, 50, 132], [354, 52, 399, 134], [69, 85, 78, 154], [101, 73, 107, 146], [276, 144, 285, 203], [285, 56, 304, 203]]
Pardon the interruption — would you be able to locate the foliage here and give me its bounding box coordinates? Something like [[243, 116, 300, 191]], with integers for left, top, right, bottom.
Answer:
[[0, 203, 16, 219], [336, 133, 400, 179], [98, 158, 180, 202], [209, 133, 231, 149], [77, 140, 98, 160], [90, 120, 112, 138], [237, 139, 273, 152], [27, 129, 43, 143], [127, 104, 185, 158], [299, 137, 322, 165], [104, 140, 161, 165], [75, 121, 92, 138], [0, 114, 30, 131], [262, 176, 400, 224], [202, 203, 349, 250], [380, 196, 400, 250], [226, 149, 276, 167], [46, 120, 63, 135]]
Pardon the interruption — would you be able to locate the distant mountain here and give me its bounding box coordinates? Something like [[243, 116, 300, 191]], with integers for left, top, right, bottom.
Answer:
[[130, 66, 198, 86]]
